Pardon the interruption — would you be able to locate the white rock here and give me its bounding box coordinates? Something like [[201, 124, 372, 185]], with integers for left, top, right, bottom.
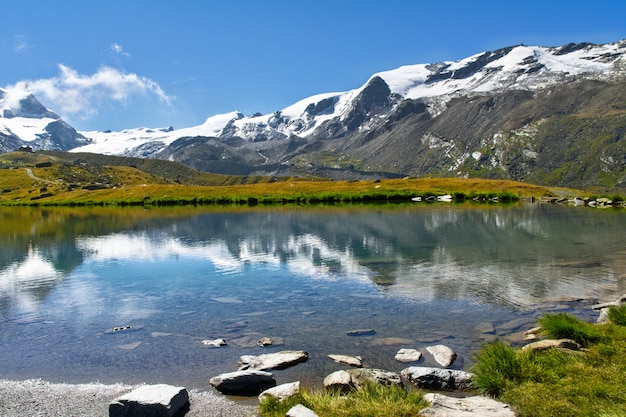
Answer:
[[328, 354, 363, 367], [238, 350, 308, 371], [420, 393, 515, 416], [323, 370, 353, 392], [426, 344, 457, 367], [202, 338, 227, 347], [259, 381, 301, 403], [395, 348, 422, 362], [286, 404, 319, 417]]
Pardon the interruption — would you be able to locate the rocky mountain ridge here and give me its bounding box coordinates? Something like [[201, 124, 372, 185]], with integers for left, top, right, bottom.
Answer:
[[1, 40, 625, 190], [0, 88, 89, 152]]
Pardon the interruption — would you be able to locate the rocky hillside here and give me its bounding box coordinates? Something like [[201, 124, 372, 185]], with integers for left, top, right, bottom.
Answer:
[[143, 41, 626, 191]]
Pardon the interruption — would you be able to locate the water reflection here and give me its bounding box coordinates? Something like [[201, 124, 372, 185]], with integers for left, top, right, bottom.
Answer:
[[1, 205, 625, 316]]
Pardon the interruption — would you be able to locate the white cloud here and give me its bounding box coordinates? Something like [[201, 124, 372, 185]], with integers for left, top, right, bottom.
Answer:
[[6, 64, 172, 119], [110, 42, 131, 57]]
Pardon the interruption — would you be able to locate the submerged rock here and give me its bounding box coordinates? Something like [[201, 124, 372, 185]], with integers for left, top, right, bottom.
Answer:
[[328, 354, 363, 367], [347, 329, 376, 336], [370, 337, 414, 346], [238, 350, 309, 371]]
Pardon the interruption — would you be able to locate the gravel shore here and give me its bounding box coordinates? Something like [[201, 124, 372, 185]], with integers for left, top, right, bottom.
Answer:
[[0, 379, 259, 417]]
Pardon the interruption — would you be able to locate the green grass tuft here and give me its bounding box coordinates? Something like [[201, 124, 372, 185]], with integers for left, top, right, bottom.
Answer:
[[608, 304, 626, 326], [537, 312, 605, 347], [471, 340, 543, 397], [259, 382, 427, 417]]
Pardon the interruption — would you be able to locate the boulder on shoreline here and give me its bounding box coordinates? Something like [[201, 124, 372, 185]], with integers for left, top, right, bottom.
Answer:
[[421, 393, 515, 417], [109, 384, 189, 417], [258, 381, 301, 403], [209, 370, 276, 396], [324, 368, 403, 392], [401, 366, 474, 391]]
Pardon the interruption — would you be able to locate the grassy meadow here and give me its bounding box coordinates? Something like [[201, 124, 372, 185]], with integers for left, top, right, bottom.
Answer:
[[0, 151, 561, 206]]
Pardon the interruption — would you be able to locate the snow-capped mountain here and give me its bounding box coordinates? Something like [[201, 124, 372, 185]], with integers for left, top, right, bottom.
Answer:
[[0, 88, 89, 152], [2, 40, 625, 189], [69, 40, 625, 156]]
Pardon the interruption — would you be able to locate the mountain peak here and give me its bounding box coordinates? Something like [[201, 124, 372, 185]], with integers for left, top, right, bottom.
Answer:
[[0, 87, 59, 120]]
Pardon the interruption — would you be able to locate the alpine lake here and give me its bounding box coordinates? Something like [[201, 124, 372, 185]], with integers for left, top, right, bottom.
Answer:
[[0, 202, 624, 394]]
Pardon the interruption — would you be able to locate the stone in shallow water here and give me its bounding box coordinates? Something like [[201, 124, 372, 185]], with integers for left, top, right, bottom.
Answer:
[[202, 338, 227, 347], [117, 341, 142, 351], [395, 348, 422, 363], [109, 384, 189, 417], [238, 350, 309, 371], [370, 337, 413, 346], [229, 333, 263, 348], [474, 322, 496, 334], [210, 370, 276, 396], [496, 318, 531, 332], [211, 297, 243, 304], [328, 354, 363, 367], [150, 332, 172, 338], [426, 344, 457, 367]]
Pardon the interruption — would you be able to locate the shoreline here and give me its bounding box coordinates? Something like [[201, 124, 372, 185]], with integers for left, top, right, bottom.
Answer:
[[0, 378, 259, 417]]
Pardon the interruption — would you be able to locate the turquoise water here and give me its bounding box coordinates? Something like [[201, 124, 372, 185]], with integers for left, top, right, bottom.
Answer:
[[0, 204, 624, 391]]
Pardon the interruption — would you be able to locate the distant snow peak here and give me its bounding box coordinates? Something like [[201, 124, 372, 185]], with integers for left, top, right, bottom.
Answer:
[[0, 87, 58, 120]]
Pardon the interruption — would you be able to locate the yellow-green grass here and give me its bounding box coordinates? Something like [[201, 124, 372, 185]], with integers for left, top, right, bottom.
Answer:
[[472, 308, 626, 417], [0, 164, 559, 206], [259, 381, 428, 417]]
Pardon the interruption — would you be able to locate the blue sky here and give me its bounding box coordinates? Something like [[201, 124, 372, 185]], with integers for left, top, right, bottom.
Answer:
[[1, 0, 625, 131]]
